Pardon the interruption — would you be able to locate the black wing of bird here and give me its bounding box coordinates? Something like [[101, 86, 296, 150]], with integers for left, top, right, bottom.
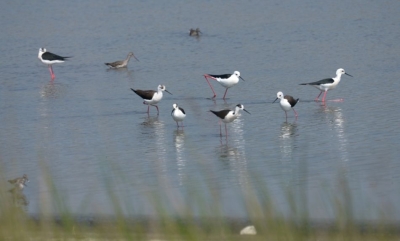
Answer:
[[207, 74, 232, 79], [42, 52, 71, 61], [130, 88, 156, 100], [300, 78, 334, 85], [210, 109, 230, 119], [285, 95, 299, 107]]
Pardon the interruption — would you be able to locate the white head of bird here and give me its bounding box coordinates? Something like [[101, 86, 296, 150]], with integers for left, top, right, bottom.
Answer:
[[233, 71, 244, 81], [38, 48, 46, 58], [158, 85, 171, 93]]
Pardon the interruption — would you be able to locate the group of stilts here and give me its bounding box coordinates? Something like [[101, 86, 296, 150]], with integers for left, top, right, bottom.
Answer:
[[37, 29, 352, 137]]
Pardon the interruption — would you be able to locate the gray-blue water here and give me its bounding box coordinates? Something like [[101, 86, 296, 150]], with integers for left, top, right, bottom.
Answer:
[[1, 0, 400, 222]]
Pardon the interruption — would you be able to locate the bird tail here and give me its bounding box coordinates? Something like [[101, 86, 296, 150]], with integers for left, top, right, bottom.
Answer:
[[130, 88, 137, 93], [293, 98, 300, 107], [299, 83, 308, 85]]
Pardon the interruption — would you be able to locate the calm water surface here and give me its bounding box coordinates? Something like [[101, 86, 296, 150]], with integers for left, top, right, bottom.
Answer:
[[1, 0, 400, 222]]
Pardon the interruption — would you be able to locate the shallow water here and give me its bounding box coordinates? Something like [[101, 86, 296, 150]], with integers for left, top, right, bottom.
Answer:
[[1, 0, 400, 222]]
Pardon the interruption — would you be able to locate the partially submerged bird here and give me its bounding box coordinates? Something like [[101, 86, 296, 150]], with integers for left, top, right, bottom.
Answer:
[[8, 174, 29, 191], [105, 52, 139, 69], [171, 103, 186, 128], [273, 91, 299, 120], [203, 71, 245, 99], [300, 68, 353, 102], [210, 104, 250, 136], [131, 85, 172, 114], [38, 48, 71, 80], [189, 28, 202, 36]]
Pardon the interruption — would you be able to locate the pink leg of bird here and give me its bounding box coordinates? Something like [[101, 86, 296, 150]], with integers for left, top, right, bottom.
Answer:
[[222, 88, 229, 99], [322, 91, 328, 102], [225, 124, 228, 137], [219, 122, 222, 136], [155, 105, 159, 115], [315, 91, 323, 101], [292, 108, 298, 118], [48, 65, 55, 80], [204, 75, 217, 98]]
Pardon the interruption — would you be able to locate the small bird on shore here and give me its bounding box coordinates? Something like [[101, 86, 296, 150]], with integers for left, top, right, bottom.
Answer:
[[189, 28, 202, 36], [300, 68, 353, 102], [105, 52, 139, 69], [131, 85, 172, 115], [210, 104, 250, 136], [273, 91, 299, 120], [171, 103, 186, 128], [8, 174, 29, 191], [38, 48, 71, 80]]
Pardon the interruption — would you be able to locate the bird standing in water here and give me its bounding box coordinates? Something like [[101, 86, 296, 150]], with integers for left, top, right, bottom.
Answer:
[[300, 68, 353, 102], [273, 91, 299, 120], [105, 52, 139, 69], [131, 85, 172, 115], [38, 48, 71, 80], [210, 104, 250, 136], [171, 103, 186, 128]]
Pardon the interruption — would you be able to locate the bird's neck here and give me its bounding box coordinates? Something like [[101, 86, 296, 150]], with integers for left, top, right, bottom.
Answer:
[[333, 74, 342, 83], [126, 55, 132, 62]]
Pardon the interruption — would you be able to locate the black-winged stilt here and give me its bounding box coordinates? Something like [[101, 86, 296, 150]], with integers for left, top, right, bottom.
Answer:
[[210, 104, 250, 136], [189, 28, 202, 36], [38, 48, 70, 80], [105, 52, 139, 69], [203, 71, 245, 99], [300, 68, 353, 102], [171, 103, 186, 128], [273, 91, 299, 120], [131, 85, 172, 115]]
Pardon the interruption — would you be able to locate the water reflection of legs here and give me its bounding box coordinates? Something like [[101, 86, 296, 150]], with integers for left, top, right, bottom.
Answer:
[[141, 115, 159, 126], [174, 129, 186, 186], [40, 81, 66, 99]]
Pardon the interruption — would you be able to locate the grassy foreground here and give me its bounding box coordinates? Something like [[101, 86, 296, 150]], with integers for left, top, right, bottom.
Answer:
[[1, 169, 399, 241]]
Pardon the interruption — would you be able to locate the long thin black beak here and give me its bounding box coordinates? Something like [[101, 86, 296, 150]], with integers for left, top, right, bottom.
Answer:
[[165, 90, 172, 95], [345, 73, 353, 77], [133, 55, 140, 62], [239, 76, 245, 81], [243, 109, 251, 114], [273, 98, 278, 103]]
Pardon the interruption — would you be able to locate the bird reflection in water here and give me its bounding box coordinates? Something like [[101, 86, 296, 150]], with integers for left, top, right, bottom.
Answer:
[[140, 115, 160, 127], [318, 105, 349, 162], [174, 129, 186, 186], [9, 188, 29, 207], [279, 122, 298, 160], [216, 117, 249, 186], [40, 81, 66, 99], [139, 115, 168, 182]]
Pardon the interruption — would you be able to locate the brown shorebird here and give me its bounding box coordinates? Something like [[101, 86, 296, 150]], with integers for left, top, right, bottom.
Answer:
[[105, 52, 139, 68], [189, 28, 202, 36], [8, 174, 29, 191]]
